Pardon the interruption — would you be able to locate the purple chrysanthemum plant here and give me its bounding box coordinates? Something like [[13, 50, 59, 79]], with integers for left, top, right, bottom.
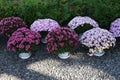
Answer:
[[0, 17, 28, 37], [30, 18, 60, 32], [46, 27, 79, 54], [30, 18, 60, 43], [7, 27, 41, 53], [80, 28, 116, 56], [68, 16, 99, 37], [109, 18, 120, 38], [68, 16, 99, 29]]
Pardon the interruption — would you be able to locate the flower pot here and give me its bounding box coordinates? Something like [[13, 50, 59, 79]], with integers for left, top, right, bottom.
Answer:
[[93, 50, 105, 57], [58, 52, 70, 59], [41, 38, 46, 43], [78, 33, 83, 39], [19, 52, 31, 59]]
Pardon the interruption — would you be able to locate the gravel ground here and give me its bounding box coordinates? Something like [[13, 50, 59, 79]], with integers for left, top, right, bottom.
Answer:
[[0, 35, 120, 80]]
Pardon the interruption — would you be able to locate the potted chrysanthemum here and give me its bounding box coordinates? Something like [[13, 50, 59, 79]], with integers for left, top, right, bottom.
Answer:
[[80, 28, 116, 57], [109, 18, 120, 45], [0, 17, 28, 37], [30, 18, 60, 43], [68, 16, 99, 38], [7, 27, 41, 59], [46, 27, 79, 59]]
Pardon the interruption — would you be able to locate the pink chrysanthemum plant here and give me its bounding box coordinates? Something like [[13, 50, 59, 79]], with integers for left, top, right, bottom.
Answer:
[[7, 27, 41, 58], [68, 16, 99, 38], [0, 17, 28, 37], [30, 18, 60, 43], [46, 27, 79, 59], [80, 28, 116, 56]]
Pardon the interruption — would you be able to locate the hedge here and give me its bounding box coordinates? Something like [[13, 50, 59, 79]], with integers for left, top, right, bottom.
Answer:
[[0, 0, 120, 29]]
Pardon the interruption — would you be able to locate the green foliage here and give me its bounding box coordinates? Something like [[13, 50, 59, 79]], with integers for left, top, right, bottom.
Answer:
[[89, 0, 120, 29], [18, 0, 71, 25], [74, 24, 93, 34], [0, 0, 120, 29], [0, 0, 20, 20], [53, 46, 76, 54], [16, 44, 38, 54]]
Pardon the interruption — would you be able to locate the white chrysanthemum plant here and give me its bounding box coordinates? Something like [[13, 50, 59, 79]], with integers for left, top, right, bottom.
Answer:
[[80, 28, 116, 57], [68, 16, 99, 38], [30, 18, 60, 43]]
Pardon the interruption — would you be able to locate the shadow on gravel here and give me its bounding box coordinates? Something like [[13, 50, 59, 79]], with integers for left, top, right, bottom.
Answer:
[[0, 35, 57, 80], [0, 35, 120, 80], [57, 45, 120, 80]]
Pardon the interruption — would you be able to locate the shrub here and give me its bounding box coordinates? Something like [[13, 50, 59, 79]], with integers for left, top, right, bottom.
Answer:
[[87, 0, 120, 29], [0, 0, 21, 20], [0, 17, 28, 37], [80, 28, 116, 56], [46, 27, 79, 54], [7, 27, 41, 53], [19, 0, 71, 26], [0, 0, 120, 29]]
